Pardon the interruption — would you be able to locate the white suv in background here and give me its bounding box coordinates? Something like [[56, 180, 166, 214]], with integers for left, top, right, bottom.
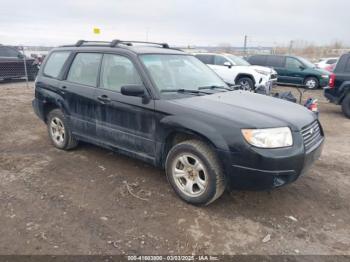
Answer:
[[194, 53, 277, 92]]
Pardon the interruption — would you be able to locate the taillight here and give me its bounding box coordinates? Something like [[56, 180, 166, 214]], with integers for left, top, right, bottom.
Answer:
[[329, 73, 336, 88]]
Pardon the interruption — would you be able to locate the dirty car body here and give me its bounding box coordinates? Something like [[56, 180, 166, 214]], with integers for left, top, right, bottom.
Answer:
[[32, 40, 324, 204]]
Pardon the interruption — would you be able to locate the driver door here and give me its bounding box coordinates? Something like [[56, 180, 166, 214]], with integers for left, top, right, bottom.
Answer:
[[284, 57, 305, 85]]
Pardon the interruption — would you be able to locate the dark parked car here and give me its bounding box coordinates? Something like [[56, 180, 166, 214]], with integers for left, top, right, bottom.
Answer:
[[324, 53, 350, 118], [0, 44, 39, 81], [32, 40, 324, 205], [247, 55, 330, 89]]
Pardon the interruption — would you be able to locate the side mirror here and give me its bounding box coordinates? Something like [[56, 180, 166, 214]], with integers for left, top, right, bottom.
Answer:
[[299, 65, 306, 71], [121, 85, 145, 97], [224, 61, 232, 68], [17, 53, 24, 59]]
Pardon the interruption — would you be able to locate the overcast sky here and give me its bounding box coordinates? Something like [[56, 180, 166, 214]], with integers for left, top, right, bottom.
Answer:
[[0, 0, 348, 47]]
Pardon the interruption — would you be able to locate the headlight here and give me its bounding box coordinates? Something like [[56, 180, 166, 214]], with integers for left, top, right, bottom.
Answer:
[[321, 74, 329, 79], [241, 127, 293, 148], [254, 69, 270, 76]]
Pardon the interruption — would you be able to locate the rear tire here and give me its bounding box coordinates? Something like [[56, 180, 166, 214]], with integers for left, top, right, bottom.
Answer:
[[304, 77, 319, 89], [165, 140, 226, 206], [47, 109, 78, 150], [341, 93, 350, 119]]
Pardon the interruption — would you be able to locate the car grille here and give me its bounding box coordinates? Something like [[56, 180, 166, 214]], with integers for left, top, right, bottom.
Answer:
[[301, 121, 323, 151]]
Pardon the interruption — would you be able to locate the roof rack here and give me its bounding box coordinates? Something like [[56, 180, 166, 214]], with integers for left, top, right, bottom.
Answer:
[[62, 39, 169, 49], [109, 39, 169, 48], [74, 40, 112, 47]]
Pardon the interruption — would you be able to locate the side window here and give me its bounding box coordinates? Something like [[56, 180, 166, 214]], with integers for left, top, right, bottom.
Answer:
[[286, 57, 303, 70], [248, 55, 266, 66], [100, 54, 142, 92], [0, 46, 20, 57], [67, 53, 102, 86], [195, 55, 214, 65], [43, 51, 71, 78], [214, 55, 230, 66], [266, 56, 285, 67], [0, 47, 6, 57], [344, 57, 350, 73]]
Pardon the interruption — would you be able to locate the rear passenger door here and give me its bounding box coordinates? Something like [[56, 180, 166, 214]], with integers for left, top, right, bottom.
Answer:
[[94, 53, 156, 161], [62, 52, 102, 138]]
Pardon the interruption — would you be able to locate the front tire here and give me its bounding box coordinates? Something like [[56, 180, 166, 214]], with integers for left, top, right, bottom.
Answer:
[[47, 109, 78, 150], [165, 140, 226, 206], [304, 77, 319, 89], [237, 77, 254, 91], [341, 93, 350, 119]]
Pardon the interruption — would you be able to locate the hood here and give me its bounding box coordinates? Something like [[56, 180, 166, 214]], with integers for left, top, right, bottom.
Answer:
[[307, 66, 330, 75], [249, 65, 276, 74], [171, 91, 315, 131], [315, 68, 331, 75]]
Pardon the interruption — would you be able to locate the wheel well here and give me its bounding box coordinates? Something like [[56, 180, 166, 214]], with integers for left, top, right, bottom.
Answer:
[[162, 131, 216, 167], [43, 102, 59, 123], [340, 86, 350, 103], [303, 75, 319, 83], [235, 74, 255, 84]]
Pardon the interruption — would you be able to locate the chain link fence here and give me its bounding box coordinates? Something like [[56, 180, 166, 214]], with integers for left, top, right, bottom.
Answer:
[[0, 45, 50, 87]]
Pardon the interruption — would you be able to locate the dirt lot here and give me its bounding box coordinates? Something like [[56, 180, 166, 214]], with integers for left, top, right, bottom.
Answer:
[[0, 81, 349, 255]]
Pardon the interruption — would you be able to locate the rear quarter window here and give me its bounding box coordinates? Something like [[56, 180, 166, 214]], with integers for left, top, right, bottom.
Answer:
[[248, 55, 267, 66], [43, 51, 71, 78]]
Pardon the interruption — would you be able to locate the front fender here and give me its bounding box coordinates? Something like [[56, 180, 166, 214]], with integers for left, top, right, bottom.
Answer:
[[158, 115, 230, 152]]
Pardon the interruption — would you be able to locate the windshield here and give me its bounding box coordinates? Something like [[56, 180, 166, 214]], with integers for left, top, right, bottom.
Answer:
[[227, 55, 250, 66], [298, 57, 315, 68], [140, 54, 227, 92]]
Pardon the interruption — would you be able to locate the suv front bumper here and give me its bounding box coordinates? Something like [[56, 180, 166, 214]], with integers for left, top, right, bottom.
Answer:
[[218, 136, 324, 191]]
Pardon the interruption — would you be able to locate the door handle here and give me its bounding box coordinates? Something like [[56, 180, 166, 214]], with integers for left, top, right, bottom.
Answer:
[[97, 95, 111, 103]]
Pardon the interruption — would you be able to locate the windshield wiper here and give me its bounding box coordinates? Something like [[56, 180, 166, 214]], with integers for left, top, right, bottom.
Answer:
[[198, 85, 232, 91], [161, 89, 211, 95]]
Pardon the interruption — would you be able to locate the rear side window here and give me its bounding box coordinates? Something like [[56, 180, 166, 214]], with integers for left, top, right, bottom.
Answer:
[[44, 51, 71, 78], [67, 53, 102, 86], [195, 54, 214, 65], [100, 54, 142, 92], [248, 55, 266, 66], [266, 56, 285, 67]]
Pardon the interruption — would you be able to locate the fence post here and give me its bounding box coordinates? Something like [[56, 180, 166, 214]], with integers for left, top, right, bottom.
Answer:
[[21, 46, 29, 88]]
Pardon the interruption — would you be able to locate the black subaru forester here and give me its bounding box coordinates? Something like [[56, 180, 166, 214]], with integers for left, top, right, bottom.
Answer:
[[32, 40, 324, 205]]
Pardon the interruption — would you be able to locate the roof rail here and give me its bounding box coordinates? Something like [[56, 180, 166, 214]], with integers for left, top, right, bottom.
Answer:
[[110, 39, 169, 48], [62, 40, 170, 49], [74, 40, 113, 47]]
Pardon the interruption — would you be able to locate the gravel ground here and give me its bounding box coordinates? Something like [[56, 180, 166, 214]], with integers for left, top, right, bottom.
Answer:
[[0, 81, 349, 255]]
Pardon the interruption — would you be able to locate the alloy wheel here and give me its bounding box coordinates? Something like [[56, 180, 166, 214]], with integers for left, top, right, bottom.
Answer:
[[171, 154, 208, 197], [49, 117, 66, 146]]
